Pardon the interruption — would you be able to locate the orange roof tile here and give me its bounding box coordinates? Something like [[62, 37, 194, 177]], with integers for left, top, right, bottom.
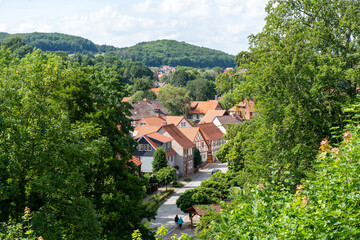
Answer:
[[201, 110, 228, 123], [133, 126, 160, 138], [166, 148, 176, 157], [165, 116, 188, 126], [122, 97, 131, 102], [150, 88, 160, 95], [177, 127, 199, 142], [197, 123, 224, 141], [147, 132, 173, 143], [160, 124, 195, 149], [130, 156, 142, 167], [189, 100, 222, 115]]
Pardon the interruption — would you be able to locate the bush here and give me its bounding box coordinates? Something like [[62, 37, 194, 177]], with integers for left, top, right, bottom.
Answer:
[[183, 177, 192, 182], [172, 181, 184, 188]]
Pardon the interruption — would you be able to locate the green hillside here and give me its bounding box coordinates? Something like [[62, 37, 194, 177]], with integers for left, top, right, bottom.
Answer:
[[112, 40, 235, 68], [0, 32, 235, 68]]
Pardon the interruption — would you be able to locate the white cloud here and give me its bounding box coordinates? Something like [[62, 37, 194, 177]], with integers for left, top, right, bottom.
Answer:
[[132, 0, 152, 12], [0, 23, 7, 31], [216, 0, 244, 16]]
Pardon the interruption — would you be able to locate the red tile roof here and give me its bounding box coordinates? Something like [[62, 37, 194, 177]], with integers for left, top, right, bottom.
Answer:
[[188, 100, 222, 115], [177, 127, 199, 142], [130, 156, 142, 167], [122, 97, 131, 102], [160, 124, 195, 149], [201, 110, 228, 123], [133, 126, 161, 138], [147, 132, 173, 143], [166, 148, 176, 157], [197, 123, 224, 141]]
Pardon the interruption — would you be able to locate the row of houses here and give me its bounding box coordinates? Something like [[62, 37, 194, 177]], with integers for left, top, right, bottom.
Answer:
[[126, 99, 253, 177]]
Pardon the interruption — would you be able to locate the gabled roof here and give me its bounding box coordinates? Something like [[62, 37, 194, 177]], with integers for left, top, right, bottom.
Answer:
[[229, 99, 255, 112], [147, 132, 173, 143], [201, 110, 228, 123], [129, 100, 169, 121], [159, 124, 195, 149], [134, 116, 166, 130], [122, 97, 131, 102], [130, 156, 142, 167], [215, 115, 243, 128], [197, 123, 224, 141], [143, 136, 158, 149], [166, 116, 191, 126], [133, 126, 161, 138], [188, 100, 222, 115], [150, 88, 160, 95], [177, 127, 200, 142], [166, 148, 176, 157]]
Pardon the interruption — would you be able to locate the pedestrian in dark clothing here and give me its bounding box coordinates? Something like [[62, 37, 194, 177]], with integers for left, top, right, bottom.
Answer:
[[178, 217, 183, 229], [174, 215, 179, 228]]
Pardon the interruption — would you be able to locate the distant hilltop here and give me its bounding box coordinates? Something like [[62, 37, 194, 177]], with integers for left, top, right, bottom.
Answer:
[[0, 32, 235, 68]]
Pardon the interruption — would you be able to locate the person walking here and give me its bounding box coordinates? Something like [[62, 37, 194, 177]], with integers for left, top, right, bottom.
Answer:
[[174, 215, 179, 228], [178, 217, 183, 229]]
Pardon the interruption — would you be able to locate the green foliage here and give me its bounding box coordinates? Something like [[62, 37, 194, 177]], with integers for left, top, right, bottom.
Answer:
[[110, 40, 235, 68], [186, 78, 216, 101], [183, 177, 192, 182], [0, 49, 152, 239], [170, 67, 198, 87], [131, 90, 157, 102], [152, 147, 168, 172], [195, 117, 360, 239], [157, 86, 191, 116], [154, 167, 177, 190], [218, 0, 360, 189], [0, 34, 234, 68], [193, 147, 202, 168], [172, 181, 184, 188]]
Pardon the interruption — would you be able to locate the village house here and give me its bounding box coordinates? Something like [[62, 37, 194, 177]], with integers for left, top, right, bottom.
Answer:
[[187, 100, 223, 124], [128, 100, 169, 126], [200, 110, 229, 123], [134, 115, 192, 130], [178, 127, 209, 164], [133, 132, 176, 173], [157, 124, 195, 176], [197, 123, 225, 162], [213, 115, 243, 134], [228, 99, 256, 120]]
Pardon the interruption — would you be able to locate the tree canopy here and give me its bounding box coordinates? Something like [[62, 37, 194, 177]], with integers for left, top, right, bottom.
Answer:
[[0, 48, 154, 239]]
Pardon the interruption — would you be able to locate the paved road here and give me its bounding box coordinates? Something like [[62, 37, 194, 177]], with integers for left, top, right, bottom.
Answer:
[[149, 162, 228, 232]]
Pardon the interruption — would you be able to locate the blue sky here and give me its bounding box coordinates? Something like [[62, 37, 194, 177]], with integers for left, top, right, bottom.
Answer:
[[0, 0, 268, 55]]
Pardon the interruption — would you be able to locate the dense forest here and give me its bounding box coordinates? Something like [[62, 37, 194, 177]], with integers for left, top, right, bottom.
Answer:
[[0, 38, 157, 240], [0, 32, 235, 68]]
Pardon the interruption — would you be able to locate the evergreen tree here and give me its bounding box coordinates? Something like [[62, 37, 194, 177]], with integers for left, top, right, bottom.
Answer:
[[152, 147, 167, 172]]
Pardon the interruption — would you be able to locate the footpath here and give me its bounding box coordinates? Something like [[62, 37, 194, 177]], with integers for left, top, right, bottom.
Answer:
[[145, 162, 228, 239]]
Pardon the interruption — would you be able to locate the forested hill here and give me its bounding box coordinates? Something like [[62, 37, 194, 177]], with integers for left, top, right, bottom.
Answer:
[[0, 32, 235, 68], [113, 40, 235, 68]]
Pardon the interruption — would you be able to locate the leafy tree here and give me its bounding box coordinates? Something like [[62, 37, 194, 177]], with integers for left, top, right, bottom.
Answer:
[[131, 90, 157, 102], [0, 49, 153, 240], [157, 86, 191, 116], [154, 167, 176, 190], [193, 147, 202, 168], [152, 147, 167, 172], [218, 0, 360, 188], [218, 91, 237, 111], [186, 78, 216, 101], [195, 104, 360, 239], [132, 77, 154, 93]]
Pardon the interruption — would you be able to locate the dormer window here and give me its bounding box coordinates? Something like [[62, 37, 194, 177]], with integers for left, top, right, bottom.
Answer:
[[140, 122, 146, 126]]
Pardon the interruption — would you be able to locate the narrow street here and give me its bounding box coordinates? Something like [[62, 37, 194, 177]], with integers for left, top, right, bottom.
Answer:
[[149, 162, 228, 237]]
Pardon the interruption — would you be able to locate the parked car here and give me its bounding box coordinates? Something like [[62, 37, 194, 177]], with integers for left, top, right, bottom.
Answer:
[[211, 169, 221, 175]]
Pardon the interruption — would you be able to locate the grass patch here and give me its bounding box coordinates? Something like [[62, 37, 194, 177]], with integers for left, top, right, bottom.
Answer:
[[183, 177, 192, 182], [145, 189, 174, 213], [172, 181, 184, 188]]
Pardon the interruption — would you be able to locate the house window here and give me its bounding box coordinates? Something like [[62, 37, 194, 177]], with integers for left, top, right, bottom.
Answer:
[[196, 114, 200, 119], [144, 144, 152, 151], [140, 122, 146, 126], [188, 115, 193, 119], [180, 122, 186, 127], [137, 144, 144, 151]]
